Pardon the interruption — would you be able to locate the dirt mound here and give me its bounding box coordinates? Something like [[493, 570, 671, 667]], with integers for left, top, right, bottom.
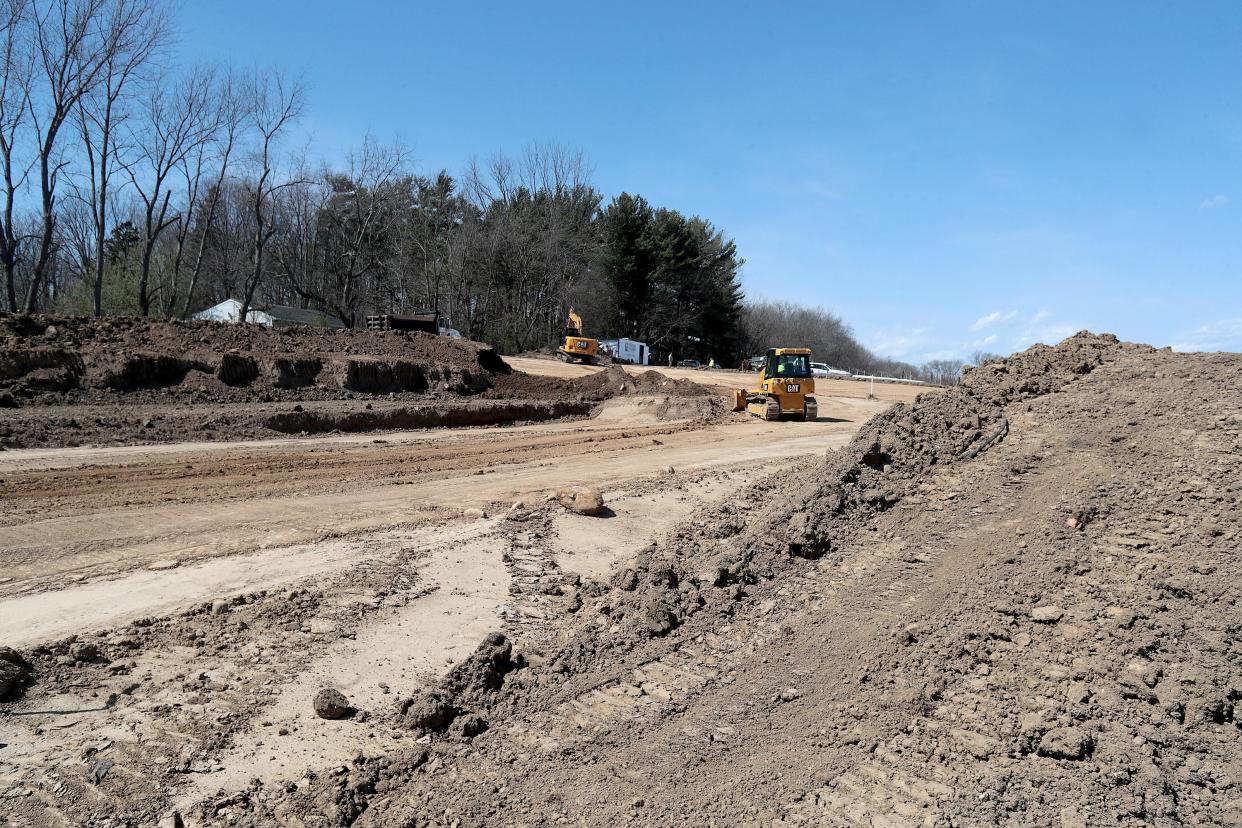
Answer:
[[203, 331, 1242, 827], [488, 364, 711, 402], [0, 313, 508, 405], [0, 317, 725, 448]]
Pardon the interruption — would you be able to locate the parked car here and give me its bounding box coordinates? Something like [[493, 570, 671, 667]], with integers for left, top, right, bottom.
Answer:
[[676, 359, 701, 368], [812, 362, 851, 378]]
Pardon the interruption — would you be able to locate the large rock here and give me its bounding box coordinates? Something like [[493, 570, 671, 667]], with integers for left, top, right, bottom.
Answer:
[[1030, 605, 1064, 623], [1037, 727, 1093, 760], [556, 485, 605, 516], [313, 687, 351, 720], [401, 689, 460, 732], [0, 647, 31, 700], [69, 642, 106, 663]]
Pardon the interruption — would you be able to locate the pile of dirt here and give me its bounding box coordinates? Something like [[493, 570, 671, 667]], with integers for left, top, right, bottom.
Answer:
[[487, 364, 712, 403], [0, 317, 728, 448], [0, 313, 508, 407], [196, 332, 1241, 827]]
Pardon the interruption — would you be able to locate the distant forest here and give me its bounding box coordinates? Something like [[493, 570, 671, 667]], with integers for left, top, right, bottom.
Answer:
[[0, 0, 977, 381]]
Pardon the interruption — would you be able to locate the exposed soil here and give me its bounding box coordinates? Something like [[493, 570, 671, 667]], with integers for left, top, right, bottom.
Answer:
[[3, 332, 1238, 828], [0, 313, 508, 402], [0, 316, 723, 448], [0, 391, 884, 827]]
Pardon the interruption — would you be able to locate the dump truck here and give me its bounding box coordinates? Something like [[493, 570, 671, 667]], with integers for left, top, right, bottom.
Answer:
[[732, 347, 818, 421], [557, 308, 599, 364]]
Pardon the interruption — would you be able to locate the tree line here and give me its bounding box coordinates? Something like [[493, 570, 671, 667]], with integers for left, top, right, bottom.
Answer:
[[0, 0, 982, 380]]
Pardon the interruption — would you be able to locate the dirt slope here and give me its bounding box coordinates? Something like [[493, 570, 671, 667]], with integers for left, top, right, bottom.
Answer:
[[0, 315, 717, 448], [0, 393, 890, 828], [2, 333, 1238, 828], [178, 333, 1241, 828]]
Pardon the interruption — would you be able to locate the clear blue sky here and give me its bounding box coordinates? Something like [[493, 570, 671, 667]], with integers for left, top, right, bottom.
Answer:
[[180, 0, 1242, 362]]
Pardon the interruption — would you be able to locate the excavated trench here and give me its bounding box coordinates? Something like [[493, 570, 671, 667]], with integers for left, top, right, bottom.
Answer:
[[264, 399, 593, 434]]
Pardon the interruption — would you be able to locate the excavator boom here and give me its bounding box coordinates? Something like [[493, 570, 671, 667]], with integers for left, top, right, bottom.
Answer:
[[557, 307, 599, 364]]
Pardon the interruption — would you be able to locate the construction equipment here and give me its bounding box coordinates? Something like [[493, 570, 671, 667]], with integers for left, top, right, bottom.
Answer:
[[731, 348, 818, 421], [366, 312, 439, 334], [557, 308, 599, 364]]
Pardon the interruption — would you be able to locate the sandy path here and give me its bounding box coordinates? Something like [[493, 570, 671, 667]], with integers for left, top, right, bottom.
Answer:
[[0, 389, 893, 827], [0, 397, 879, 595], [505, 355, 928, 402]]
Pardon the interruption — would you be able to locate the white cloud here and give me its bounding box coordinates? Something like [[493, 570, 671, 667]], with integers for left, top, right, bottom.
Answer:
[[914, 348, 962, 363], [873, 310, 1091, 367], [1013, 323, 1080, 348], [869, 327, 929, 359], [970, 310, 1018, 331], [1172, 318, 1242, 352], [1200, 194, 1230, 210], [968, 309, 1083, 352]]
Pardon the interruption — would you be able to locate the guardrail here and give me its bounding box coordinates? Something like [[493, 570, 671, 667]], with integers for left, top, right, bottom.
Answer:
[[850, 375, 926, 384], [850, 374, 928, 399]]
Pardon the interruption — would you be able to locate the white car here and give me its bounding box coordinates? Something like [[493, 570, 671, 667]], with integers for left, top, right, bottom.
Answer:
[[812, 362, 850, 378]]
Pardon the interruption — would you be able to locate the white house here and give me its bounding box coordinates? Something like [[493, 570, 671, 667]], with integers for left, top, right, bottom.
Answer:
[[193, 299, 345, 329], [599, 337, 650, 365]]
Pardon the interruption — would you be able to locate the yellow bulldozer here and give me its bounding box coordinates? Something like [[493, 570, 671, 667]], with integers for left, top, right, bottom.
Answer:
[[556, 308, 599, 364], [732, 347, 818, 421]]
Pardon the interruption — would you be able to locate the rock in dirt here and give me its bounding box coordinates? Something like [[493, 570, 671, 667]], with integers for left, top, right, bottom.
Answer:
[[68, 642, 106, 663], [449, 713, 489, 738], [1030, 605, 1064, 623], [556, 485, 605, 515], [398, 632, 519, 733], [312, 687, 351, 720], [0, 647, 31, 699], [463, 507, 486, 520], [401, 689, 460, 732], [1036, 727, 1093, 760]]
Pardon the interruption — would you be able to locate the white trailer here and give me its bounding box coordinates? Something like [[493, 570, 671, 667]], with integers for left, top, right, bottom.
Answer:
[[598, 337, 650, 365]]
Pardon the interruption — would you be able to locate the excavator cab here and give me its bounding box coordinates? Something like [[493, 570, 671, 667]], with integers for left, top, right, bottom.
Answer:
[[733, 347, 818, 421], [557, 308, 599, 364]]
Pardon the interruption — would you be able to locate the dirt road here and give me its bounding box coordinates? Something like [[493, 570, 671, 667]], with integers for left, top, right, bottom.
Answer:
[[0, 394, 881, 606], [507, 355, 927, 402], [0, 387, 891, 827]]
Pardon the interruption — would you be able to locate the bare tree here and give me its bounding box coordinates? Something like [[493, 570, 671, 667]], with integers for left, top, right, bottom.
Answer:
[[284, 136, 410, 325], [72, 0, 163, 315], [921, 358, 966, 386], [174, 68, 244, 318], [967, 349, 1003, 367], [123, 63, 213, 316], [237, 68, 304, 321], [0, 0, 30, 311], [25, 0, 161, 312], [461, 143, 598, 351]]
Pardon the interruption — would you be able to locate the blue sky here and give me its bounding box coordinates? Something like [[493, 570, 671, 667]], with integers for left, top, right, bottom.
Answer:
[[180, 1, 1242, 362]]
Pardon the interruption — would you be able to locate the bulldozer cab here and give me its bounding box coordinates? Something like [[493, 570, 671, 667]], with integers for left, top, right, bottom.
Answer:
[[564, 309, 584, 338], [763, 349, 812, 380]]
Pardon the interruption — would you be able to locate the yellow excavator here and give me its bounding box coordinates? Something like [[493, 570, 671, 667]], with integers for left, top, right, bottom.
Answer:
[[557, 308, 599, 364], [732, 347, 818, 421]]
